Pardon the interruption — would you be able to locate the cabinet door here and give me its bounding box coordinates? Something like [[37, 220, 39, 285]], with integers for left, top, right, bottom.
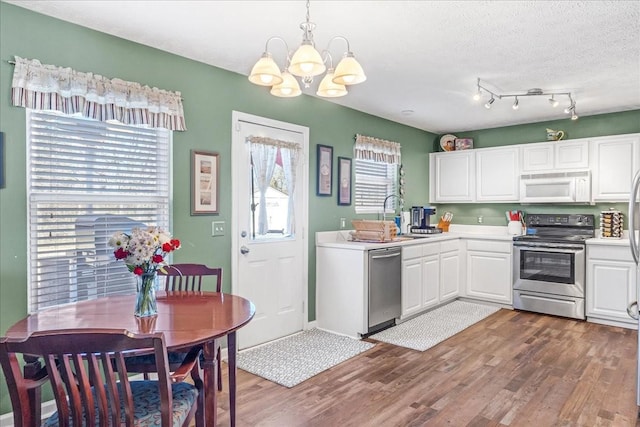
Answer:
[[591, 134, 640, 201], [587, 260, 635, 323], [466, 251, 512, 304], [521, 143, 554, 172], [476, 147, 519, 201], [421, 253, 440, 309], [440, 250, 460, 301], [402, 257, 423, 317], [555, 140, 589, 169], [429, 151, 475, 203]]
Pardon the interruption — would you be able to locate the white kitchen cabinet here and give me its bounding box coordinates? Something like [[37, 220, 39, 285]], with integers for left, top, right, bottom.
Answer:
[[586, 244, 636, 327], [591, 133, 640, 201], [476, 146, 520, 201], [429, 151, 475, 203], [521, 139, 589, 172], [401, 240, 460, 318], [465, 239, 512, 304], [439, 240, 461, 301]]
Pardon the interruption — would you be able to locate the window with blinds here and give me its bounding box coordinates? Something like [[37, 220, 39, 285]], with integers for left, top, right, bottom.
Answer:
[[27, 110, 171, 313], [354, 159, 398, 214]]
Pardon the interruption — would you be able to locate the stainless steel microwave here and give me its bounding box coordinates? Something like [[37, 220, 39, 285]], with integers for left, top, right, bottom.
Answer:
[[519, 170, 592, 204]]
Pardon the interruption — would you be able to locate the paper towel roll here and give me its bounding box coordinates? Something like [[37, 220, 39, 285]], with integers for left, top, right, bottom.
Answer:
[[402, 211, 411, 234]]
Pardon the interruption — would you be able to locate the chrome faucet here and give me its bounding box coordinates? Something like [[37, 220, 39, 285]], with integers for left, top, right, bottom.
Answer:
[[382, 194, 398, 221]]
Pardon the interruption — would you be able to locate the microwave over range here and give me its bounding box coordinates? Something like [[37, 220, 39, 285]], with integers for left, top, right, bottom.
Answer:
[[519, 170, 592, 204]]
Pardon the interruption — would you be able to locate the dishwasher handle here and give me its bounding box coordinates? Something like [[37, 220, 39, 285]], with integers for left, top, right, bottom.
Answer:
[[370, 251, 401, 260]]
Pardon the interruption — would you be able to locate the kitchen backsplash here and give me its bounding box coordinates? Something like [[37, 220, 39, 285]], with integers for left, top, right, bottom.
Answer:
[[433, 202, 629, 227]]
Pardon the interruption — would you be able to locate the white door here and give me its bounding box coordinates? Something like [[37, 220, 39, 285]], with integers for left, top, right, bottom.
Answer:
[[231, 111, 308, 350]]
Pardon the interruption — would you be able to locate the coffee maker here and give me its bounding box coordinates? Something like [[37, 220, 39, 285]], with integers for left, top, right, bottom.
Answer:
[[410, 206, 443, 234]]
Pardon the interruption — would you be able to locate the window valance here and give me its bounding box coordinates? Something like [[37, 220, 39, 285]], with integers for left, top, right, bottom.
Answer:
[[354, 134, 401, 164], [247, 135, 301, 151], [11, 56, 186, 131]]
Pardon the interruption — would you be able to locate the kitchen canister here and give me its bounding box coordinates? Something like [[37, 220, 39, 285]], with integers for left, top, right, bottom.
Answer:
[[508, 220, 523, 236], [600, 208, 623, 238]]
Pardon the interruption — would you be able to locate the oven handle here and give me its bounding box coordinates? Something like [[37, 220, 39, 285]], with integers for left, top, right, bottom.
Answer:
[[627, 301, 639, 320], [513, 243, 585, 252]]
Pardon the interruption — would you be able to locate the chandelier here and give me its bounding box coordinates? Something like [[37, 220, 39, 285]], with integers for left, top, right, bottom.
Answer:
[[248, 0, 366, 98], [473, 78, 578, 120]]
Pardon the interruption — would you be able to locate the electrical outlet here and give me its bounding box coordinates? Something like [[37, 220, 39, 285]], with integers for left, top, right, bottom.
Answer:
[[340, 218, 346, 229], [477, 216, 483, 224], [212, 221, 225, 237]]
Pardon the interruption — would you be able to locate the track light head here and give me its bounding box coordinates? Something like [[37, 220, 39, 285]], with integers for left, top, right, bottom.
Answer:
[[473, 89, 481, 101], [549, 95, 559, 108], [484, 96, 495, 109], [512, 97, 519, 110]]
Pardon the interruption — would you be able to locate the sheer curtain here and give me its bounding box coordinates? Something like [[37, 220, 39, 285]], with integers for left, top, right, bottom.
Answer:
[[248, 136, 301, 236], [10, 56, 186, 131]]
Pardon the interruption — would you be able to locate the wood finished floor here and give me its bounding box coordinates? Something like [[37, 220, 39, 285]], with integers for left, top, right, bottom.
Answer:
[[214, 309, 640, 426]]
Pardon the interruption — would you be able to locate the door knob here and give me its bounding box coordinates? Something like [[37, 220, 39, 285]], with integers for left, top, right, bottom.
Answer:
[[627, 301, 639, 320], [240, 245, 250, 255]]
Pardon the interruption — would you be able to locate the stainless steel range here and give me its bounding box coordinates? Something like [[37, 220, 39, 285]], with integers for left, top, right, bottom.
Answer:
[[512, 213, 595, 320]]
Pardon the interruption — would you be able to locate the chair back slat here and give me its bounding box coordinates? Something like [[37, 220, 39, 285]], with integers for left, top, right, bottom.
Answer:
[[0, 329, 178, 427], [159, 263, 222, 292]]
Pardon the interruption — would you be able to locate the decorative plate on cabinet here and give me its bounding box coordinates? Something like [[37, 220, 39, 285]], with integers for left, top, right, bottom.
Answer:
[[440, 134, 457, 151]]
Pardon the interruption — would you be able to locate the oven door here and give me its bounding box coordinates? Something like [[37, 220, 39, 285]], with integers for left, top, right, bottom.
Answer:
[[513, 242, 585, 297]]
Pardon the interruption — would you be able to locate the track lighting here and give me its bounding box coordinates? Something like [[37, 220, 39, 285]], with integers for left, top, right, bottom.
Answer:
[[249, 0, 366, 98], [473, 78, 578, 120], [485, 96, 495, 109]]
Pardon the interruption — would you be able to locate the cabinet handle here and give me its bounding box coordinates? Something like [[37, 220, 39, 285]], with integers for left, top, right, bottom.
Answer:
[[627, 301, 639, 320]]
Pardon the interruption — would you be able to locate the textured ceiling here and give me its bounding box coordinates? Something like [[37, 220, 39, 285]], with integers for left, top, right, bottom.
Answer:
[[4, 0, 640, 133]]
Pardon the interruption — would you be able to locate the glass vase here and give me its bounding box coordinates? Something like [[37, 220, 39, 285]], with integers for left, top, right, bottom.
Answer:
[[134, 272, 158, 317]]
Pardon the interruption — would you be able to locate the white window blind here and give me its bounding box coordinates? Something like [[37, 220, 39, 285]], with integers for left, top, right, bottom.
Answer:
[[354, 159, 398, 214], [27, 110, 171, 313]]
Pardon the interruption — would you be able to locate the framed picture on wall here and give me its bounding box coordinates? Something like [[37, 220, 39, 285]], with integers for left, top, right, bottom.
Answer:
[[337, 157, 352, 205], [191, 150, 219, 215], [316, 144, 333, 196]]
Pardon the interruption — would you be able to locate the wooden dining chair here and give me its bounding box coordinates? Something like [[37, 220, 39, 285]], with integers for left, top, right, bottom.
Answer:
[[0, 329, 201, 427], [127, 264, 224, 391]]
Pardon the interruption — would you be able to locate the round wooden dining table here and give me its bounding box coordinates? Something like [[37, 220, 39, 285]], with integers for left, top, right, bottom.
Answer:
[[5, 291, 255, 427]]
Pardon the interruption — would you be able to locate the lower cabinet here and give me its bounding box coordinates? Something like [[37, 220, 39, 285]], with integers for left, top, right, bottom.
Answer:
[[586, 244, 636, 326], [401, 240, 460, 318], [465, 239, 512, 304]]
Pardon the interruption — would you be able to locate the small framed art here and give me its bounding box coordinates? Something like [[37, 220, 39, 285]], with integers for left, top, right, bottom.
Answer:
[[337, 157, 352, 205], [316, 144, 333, 196], [191, 150, 219, 215]]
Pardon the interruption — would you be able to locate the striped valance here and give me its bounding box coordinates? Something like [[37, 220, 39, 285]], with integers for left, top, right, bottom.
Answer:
[[354, 134, 401, 164], [11, 56, 186, 131]]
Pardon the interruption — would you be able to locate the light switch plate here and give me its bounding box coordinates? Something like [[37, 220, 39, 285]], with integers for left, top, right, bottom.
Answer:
[[212, 221, 225, 237]]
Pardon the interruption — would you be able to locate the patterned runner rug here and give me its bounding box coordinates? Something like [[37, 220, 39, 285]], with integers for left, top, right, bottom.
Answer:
[[369, 300, 500, 351], [237, 328, 375, 388]]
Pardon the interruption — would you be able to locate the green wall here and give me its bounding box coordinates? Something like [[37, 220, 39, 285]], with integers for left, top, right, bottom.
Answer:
[[439, 110, 640, 226], [0, 3, 434, 415]]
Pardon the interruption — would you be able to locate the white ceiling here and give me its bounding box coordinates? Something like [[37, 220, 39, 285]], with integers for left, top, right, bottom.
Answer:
[[5, 0, 640, 133]]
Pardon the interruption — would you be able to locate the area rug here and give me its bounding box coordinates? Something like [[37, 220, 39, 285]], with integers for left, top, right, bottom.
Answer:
[[237, 328, 375, 388], [369, 300, 500, 351]]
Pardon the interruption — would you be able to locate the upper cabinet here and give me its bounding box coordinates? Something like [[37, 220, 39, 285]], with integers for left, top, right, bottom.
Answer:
[[591, 133, 640, 201], [521, 139, 589, 172], [429, 151, 475, 203], [476, 147, 519, 202]]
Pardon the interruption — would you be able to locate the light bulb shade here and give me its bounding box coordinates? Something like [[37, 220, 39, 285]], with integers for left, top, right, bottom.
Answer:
[[270, 71, 302, 97], [316, 70, 347, 97], [289, 43, 326, 77], [248, 53, 284, 86], [332, 53, 366, 85]]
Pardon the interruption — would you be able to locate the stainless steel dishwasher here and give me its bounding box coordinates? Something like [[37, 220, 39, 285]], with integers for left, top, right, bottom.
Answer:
[[368, 246, 402, 334]]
